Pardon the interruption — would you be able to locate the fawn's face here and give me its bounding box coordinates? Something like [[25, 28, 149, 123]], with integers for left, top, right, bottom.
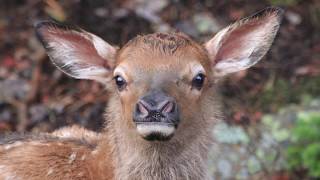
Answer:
[[113, 35, 212, 140], [36, 7, 283, 141]]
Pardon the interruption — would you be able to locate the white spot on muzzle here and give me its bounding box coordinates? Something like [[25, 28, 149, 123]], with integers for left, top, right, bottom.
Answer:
[[136, 124, 175, 137]]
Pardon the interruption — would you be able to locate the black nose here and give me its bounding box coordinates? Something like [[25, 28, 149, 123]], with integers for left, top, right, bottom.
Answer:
[[133, 90, 179, 125]]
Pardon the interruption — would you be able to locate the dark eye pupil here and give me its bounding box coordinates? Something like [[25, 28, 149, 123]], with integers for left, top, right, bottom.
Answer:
[[115, 75, 126, 90], [192, 73, 205, 89]]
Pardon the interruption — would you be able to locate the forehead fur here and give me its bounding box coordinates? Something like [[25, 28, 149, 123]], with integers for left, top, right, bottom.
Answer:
[[116, 32, 209, 67], [127, 32, 192, 54]]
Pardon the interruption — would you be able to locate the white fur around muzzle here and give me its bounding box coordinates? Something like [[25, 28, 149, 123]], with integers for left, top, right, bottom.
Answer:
[[136, 124, 175, 137]]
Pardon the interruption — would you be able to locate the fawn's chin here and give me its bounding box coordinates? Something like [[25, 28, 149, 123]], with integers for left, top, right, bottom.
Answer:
[[136, 123, 176, 141]]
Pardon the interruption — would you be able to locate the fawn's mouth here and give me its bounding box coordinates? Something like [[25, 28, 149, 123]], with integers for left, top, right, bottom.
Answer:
[[135, 122, 176, 141], [132, 90, 180, 141]]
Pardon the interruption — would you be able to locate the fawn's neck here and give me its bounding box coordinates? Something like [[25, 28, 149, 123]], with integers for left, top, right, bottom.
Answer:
[[100, 110, 214, 180], [107, 128, 211, 180]]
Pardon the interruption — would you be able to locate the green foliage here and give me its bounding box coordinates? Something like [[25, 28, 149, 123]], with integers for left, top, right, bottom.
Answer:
[[286, 112, 320, 177]]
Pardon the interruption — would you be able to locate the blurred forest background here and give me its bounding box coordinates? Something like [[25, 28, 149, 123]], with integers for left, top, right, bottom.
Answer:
[[0, 0, 319, 179]]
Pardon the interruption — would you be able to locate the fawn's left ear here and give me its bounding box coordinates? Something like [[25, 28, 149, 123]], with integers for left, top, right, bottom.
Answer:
[[35, 21, 117, 83], [205, 7, 284, 78]]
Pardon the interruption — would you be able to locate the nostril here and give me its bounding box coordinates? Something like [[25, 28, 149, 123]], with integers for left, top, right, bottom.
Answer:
[[136, 102, 149, 117], [161, 101, 175, 114]]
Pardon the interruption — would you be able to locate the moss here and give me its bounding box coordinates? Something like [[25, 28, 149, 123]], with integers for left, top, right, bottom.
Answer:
[[286, 112, 320, 178]]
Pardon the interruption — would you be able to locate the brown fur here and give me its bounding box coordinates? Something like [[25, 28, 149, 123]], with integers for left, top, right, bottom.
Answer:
[[108, 33, 219, 180], [0, 33, 218, 180], [0, 7, 283, 180], [0, 126, 114, 180]]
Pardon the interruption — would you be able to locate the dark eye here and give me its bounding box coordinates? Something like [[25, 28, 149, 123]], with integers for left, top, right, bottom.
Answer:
[[192, 73, 205, 90], [114, 75, 127, 91]]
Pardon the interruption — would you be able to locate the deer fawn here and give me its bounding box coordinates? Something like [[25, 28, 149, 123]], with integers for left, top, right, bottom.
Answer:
[[0, 7, 283, 180]]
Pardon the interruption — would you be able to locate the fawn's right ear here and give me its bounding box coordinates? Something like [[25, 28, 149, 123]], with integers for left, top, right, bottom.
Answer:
[[35, 21, 116, 83]]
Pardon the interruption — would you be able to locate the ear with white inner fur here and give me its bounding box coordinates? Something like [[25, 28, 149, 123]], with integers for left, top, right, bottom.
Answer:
[[205, 7, 284, 78], [35, 21, 116, 83]]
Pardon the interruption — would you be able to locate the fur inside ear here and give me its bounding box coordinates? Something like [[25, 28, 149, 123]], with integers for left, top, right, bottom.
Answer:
[[205, 7, 284, 77], [35, 21, 116, 83]]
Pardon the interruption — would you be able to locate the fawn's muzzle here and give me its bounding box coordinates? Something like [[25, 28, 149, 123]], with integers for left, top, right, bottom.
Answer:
[[133, 90, 179, 141]]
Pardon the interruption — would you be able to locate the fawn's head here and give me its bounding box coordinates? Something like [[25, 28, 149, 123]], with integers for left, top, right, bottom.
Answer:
[[36, 7, 283, 141]]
